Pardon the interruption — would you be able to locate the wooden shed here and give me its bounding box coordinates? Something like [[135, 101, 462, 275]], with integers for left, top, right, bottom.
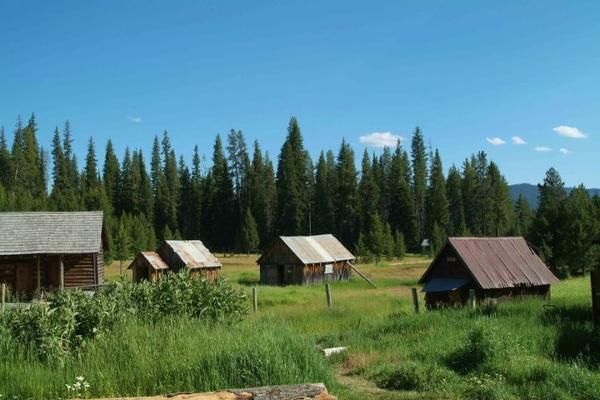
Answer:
[[129, 240, 221, 282], [257, 234, 354, 286], [0, 211, 107, 298], [419, 237, 559, 307]]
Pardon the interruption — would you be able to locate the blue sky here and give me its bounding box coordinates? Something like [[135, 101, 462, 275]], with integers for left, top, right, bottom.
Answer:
[[1, 1, 599, 186]]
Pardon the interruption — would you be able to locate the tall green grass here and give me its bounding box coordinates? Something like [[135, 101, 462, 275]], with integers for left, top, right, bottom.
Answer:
[[0, 317, 333, 399]]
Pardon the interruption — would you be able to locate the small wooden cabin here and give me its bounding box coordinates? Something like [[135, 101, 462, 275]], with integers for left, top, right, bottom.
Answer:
[[257, 234, 354, 286], [129, 240, 221, 282], [419, 237, 559, 307], [0, 211, 107, 298]]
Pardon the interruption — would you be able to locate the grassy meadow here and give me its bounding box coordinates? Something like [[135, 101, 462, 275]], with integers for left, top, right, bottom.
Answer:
[[1, 255, 598, 399]]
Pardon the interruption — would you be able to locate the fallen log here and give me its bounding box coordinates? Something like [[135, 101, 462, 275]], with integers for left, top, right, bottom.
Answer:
[[83, 383, 336, 400]]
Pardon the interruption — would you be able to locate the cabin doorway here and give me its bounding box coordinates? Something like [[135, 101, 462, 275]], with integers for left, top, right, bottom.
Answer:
[[277, 264, 285, 285]]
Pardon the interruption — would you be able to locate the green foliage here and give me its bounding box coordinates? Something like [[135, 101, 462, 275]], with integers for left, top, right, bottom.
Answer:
[[393, 229, 406, 259], [0, 272, 248, 361], [236, 208, 259, 253]]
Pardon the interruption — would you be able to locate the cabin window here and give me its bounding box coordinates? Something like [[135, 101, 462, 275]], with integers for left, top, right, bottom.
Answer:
[[447, 256, 456, 263], [324, 264, 333, 274]]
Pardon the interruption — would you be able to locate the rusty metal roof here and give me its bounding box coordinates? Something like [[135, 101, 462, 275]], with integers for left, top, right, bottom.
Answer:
[[128, 252, 169, 270], [0, 211, 104, 255], [420, 237, 559, 289], [279, 234, 355, 264], [165, 240, 222, 269]]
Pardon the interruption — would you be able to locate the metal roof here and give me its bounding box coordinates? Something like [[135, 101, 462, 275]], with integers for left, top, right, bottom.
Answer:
[[128, 252, 169, 270], [165, 240, 222, 269], [420, 237, 559, 289], [0, 211, 104, 255], [279, 234, 354, 264]]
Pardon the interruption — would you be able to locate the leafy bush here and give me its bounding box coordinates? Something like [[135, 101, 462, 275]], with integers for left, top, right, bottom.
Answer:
[[447, 323, 503, 373], [370, 362, 428, 391], [0, 272, 248, 360]]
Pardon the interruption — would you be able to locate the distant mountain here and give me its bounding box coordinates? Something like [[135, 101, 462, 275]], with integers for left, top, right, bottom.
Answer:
[[509, 183, 600, 208]]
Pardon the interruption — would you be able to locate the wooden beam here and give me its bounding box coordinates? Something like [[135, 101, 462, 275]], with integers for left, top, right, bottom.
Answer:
[[348, 262, 376, 287], [36, 255, 41, 297], [59, 256, 65, 290], [93, 253, 98, 285]]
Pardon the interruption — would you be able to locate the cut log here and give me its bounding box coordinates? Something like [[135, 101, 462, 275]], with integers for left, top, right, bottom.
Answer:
[[83, 383, 336, 400]]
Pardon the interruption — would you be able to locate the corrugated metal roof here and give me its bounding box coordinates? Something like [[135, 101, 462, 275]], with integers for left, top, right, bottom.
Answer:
[[166, 240, 222, 269], [132, 252, 169, 270], [280, 234, 354, 264], [420, 237, 559, 289], [0, 211, 104, 255]]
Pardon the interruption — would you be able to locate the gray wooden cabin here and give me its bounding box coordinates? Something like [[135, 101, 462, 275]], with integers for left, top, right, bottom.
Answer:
[[0, 211, 107, 298], [257, 234, 354, 286]]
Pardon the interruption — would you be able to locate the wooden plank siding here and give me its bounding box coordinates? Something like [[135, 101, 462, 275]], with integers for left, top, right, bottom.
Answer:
[[0, 252, 103, 298], [260, 261, 350, 286]]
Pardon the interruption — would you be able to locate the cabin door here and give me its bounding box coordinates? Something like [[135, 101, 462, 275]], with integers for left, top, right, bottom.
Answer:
[[15, 263, 34, 297], [277, 264, 285, 285]]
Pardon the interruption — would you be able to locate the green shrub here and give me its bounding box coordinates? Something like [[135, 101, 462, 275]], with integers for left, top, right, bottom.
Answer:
[[370, 362, 428, 391], [0, 272, 248, 360], [447, 323, 503, 373]]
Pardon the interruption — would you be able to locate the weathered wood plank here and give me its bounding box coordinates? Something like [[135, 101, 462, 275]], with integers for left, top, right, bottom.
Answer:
[[83, 383, 335, 400]]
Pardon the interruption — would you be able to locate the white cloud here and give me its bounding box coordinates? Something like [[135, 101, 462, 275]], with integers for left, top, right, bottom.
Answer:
[[559, 148, 571, 155], [534, 146, 552, 152], [486, 137, 506, 146], [511, 136, 527, 145], [127, 116, 142, 123], [553, 125, 587, 139], [359, 132, 403, 148]]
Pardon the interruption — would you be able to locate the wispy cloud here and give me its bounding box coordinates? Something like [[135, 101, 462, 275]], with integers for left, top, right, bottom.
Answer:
[[511, 136, 527, 145], [486, 137, 506, 146], [534, 146, 552, 152], [359, 132, 403, 148], [127, 115, 143, 123], [559, 148, 571, 155], [553, 125, 587, 139]]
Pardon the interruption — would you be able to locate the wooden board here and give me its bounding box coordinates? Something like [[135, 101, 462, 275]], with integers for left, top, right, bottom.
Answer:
[[83, 383, 335, 400]]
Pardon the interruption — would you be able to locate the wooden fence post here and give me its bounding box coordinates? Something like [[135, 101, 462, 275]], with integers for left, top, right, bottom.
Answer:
[[1, 283, 5, 312], [469, 289, 476, 310], [592, 270, 600, 331], [252, 287, 258, 313], [325, 283, 332, 309], [411, 288, 419, 314]]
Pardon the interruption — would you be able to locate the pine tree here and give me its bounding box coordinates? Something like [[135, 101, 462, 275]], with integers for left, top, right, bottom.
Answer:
[[227, 129, 251, 222], [366, 212, 386, 264], [276, 117, 309, 235], [177, 156, 194, 238], [486, 162, 513, 236], [103, 140, 120, 211], [248, 141, 276, 247], [204, 135, 235, 250], [358, 150, 379, 240], [312, 151, 336, 235], [0, 127, 11, 188], [113, 216, 132, 276], [426, 149, 449, 236], [237, 208, 259, 254], [513, 194, 534, 236], [447, 165, 466, 236], [393, 229, 406, 259], [561, 185, 598, 275], [383, 222, 395, 259], [161, 131, 180, 234], [530, 168, 567, 275], [411, 127, 428, 242], [430, 222, 446, 256], [388, 142, 418, 249], [461, 158, 478, 235], [334, 139, 358, 247]]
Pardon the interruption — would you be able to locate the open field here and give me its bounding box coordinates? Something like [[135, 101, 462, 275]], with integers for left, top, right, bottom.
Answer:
[[1, 256, 597, 399], [101, 255, 600, 399]]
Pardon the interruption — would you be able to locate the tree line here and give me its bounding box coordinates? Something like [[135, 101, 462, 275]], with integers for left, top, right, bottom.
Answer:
[[0, 114, 598, 275]]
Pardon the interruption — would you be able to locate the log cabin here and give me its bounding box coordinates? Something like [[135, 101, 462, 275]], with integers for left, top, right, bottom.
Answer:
[[419, 237, 559, 307], [0, 211, 107, 299], [257, 234, 354, 286], [129, 240, 221, 282]]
